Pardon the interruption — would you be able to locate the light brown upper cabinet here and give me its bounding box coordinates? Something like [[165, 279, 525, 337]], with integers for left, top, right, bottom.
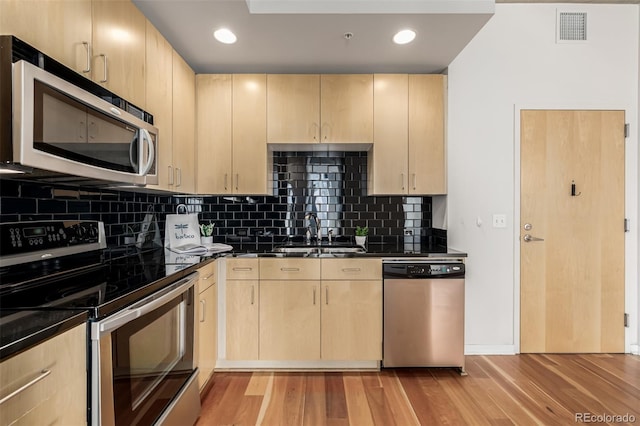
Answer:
[[92, 0, 146, 108], [196, 74, 233, 194], [0, 0, 92, 75], [266, 74, 373, 145], [171, 51, 196, 193], [144, 22, 173, 191], [369, 74, 446, 195], [232, 74, 270, 195], [197, 74, 270, 195]]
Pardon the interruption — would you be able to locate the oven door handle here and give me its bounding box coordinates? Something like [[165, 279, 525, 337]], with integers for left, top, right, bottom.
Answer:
[[96, 273, 197, 336]]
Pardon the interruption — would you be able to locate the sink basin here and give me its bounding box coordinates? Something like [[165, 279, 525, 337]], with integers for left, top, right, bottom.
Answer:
[[272, 244, 366, 255]]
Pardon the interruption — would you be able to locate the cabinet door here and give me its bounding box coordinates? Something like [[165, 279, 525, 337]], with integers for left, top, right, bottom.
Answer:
[[232, 74, 268, 195], [226, 280, 259, 360], [259, 281, 320, 360], [409, 75, 446, 194], [320, 74, 373, 144], [196, 74, 233, 194], [0, 0, 92, 75], [197, 282, 217, 391], [321, 280, 382, 360], [92, 0, 146, 107], [145, 22, 173, 191], [267, 74, 320, 144], [172, 51, 196, 193], [369, 74, 409, 195], [0, 324, 86, 426]]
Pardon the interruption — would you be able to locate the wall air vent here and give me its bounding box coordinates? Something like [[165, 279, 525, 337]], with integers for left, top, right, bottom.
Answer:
[[557, 11, 587, 43]]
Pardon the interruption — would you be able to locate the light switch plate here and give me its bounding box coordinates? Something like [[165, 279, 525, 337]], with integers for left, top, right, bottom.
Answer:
[[493, 214, 507, 228]]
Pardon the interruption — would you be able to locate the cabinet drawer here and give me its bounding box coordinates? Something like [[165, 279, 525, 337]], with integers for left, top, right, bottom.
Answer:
[[198, 261, 217, 293], [0, 324, 87, 426], [259, 258, 321, 280], [321, 258, 382, 280], [226, 258, 259, 280]]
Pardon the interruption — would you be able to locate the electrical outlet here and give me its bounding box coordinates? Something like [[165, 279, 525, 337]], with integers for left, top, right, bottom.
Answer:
[[493, 214, 507, 228]]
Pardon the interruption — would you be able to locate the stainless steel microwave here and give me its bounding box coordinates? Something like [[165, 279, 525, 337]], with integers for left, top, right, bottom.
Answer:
[[0, 36, 158, 186]]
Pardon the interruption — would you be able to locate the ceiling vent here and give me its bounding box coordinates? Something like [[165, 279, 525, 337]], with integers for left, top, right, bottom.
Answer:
[[557, 11, 587, 43]]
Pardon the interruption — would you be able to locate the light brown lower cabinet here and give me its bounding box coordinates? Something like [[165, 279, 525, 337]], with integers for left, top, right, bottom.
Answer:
[[259, 281, 320, 360], [197, 262, 217, 391], [0, 323, 87, 426], [321, 280, 382, 360]]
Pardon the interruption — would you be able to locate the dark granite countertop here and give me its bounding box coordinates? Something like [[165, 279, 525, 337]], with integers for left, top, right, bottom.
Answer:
[[0, 309, 88, 361]]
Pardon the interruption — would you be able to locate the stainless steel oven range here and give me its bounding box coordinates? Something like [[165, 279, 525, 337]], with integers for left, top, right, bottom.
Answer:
[[0, 220, 201, 425]]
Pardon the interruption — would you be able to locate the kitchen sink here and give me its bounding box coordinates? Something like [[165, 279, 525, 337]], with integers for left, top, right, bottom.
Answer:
[[272, 244, 366, 256]]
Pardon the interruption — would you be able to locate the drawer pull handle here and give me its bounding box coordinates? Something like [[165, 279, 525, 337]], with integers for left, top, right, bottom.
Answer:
[[251, 285, 255, 305], [203, 273, 214, 280], [200, 299, 206, 322], [0, 369, 51, 405], [325, 286, 329, 305], [233, 267, 253, 271], [280, 268, 300, 272], [342, 268, 361, 272], [313, 287, 316, 305]]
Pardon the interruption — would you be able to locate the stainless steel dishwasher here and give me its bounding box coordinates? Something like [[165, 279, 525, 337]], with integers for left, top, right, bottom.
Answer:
[[382, 260, 466, 374]]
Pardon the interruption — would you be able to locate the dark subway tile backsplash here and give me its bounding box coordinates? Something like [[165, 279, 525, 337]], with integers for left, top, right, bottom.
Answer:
[[0, 151, 440, 247]]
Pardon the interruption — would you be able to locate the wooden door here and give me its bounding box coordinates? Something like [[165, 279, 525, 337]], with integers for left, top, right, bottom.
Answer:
[[370, 74, 408, 195], [259, 281, 320, 360], [320, 74, 373, 143], [172, 51, 196, 193], [232, 74, 268, 195], [226, 280, 259, 360], [321, 280, 382, 360], [408, 74, 446, 195], [145, 22, 173, 191], [267, 74, 320, 144], [0, 0, 92, 75], [520, 110, 625, 353], [92, 0, 146, 107], [196, 74, 233, 194]]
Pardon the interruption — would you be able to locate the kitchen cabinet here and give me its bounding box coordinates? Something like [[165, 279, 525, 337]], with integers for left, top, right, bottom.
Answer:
[[320, 258, 382, 360], [266, 74, 373, 145], [196, 261, 217, 392], [259, 258, 321, 360], [0, 0, 92, 75], [144, 21, 174, 191], [92, 0, 146, 108], [225, 258, 259, 360], [0, 324, 86, 426], [172, 51, 196, 193], [369, 74, 446, 195], [232, 74, 270, 194], [196, 74, 269, 195], [196, 74, 233, 194]]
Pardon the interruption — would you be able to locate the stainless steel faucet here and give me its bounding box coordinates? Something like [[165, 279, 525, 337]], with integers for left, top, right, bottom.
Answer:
[[304, 212, 321, 243]]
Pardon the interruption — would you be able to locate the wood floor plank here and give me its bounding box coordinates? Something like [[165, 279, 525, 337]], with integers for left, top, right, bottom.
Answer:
[[260, 373, 306, 426], [378, 370, 420, 426], [325, 372, 348, 421], [343, 373, 375, 425], [303, 373, 327, 426], [246, 372, 273, 396]]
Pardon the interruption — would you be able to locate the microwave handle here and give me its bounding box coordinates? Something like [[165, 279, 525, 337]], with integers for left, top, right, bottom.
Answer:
[[96, 273, 197, 336], [129, 135, 137, 172], [139, 128, 155, 176]]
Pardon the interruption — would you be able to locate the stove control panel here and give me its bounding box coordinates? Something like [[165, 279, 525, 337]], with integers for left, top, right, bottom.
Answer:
[[0, 221, 104, 256]]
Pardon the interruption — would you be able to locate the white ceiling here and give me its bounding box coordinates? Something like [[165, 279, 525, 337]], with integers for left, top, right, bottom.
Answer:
[[132, 0, 495, 74]]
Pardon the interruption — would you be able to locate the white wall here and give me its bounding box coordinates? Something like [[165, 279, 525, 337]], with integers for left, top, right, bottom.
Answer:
[[447, 3, 640, 354]]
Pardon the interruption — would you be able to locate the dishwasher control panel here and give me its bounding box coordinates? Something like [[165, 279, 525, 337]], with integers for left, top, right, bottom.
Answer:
[[384, 262, 465, 279]]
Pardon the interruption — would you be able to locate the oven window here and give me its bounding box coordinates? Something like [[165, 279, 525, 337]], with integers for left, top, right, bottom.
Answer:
[[32, 80, 148, 174], [111, 293, 194, 425]]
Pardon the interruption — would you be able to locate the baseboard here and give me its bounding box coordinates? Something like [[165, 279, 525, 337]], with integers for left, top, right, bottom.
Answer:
[[464, 345, 517, 355], [630, 344, 639, 355]]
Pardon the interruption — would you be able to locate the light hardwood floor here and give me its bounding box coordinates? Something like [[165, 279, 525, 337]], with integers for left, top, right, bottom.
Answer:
[[197, 355, 640, 425]]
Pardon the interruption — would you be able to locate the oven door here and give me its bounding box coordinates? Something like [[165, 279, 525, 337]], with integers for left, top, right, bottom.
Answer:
[[12, 60, 158, 185], [91, 273, 200, 426]]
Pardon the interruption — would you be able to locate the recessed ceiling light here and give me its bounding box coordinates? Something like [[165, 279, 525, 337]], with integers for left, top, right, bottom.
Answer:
[[214, 28, 237, 44], [393, 29, 416, 45]]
